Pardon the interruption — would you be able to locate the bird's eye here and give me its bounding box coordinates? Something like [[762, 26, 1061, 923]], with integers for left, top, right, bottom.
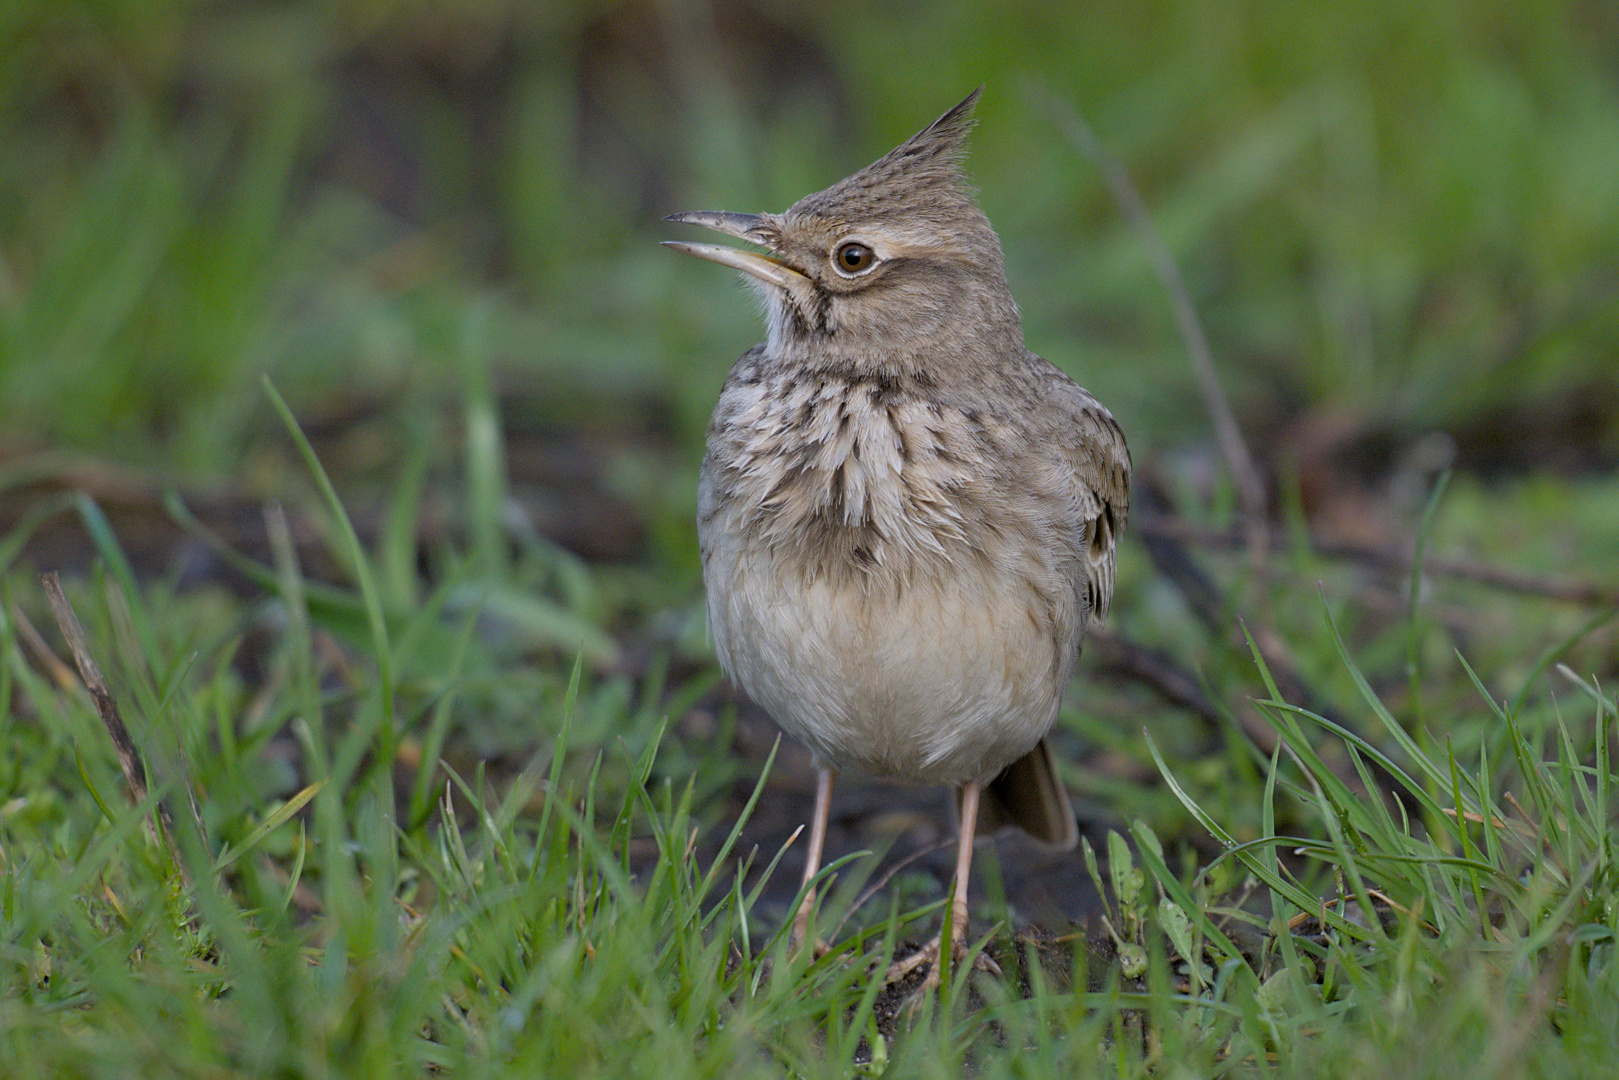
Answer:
[[834, 242, 876, 275]]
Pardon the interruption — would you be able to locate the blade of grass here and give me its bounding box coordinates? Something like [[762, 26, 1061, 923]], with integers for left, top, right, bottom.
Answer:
[[1404, 470, 1451, 729], [263, 377, 398, 791], [379, 412, 434, 610], [1144, 732, 1366, 940], [1507, 606, 1618, 719], [460, 305, 508, 580], [405, 602, 482, 831], [1128, 818, 1255, 978], [71, 494, 160, 679], [214, 780, 325, 873], [1458, 652, 1560, 843]]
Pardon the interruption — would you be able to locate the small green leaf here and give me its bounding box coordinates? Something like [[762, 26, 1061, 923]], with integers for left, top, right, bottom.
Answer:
[[213, 780, 326, 872]]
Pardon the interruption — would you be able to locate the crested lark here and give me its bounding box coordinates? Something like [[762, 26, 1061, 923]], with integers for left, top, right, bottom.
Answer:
[[664, 88, 1130, 986]]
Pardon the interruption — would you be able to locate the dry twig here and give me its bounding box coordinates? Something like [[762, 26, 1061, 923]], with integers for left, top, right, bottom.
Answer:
[[1032, 83, 1270, 588], [41, 573, 152, 805], [1029, 86, 1358, 773], [40, 572, 187, 880]]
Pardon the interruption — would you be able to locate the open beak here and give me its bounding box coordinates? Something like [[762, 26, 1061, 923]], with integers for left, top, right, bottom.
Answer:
[[661, 211, 808, 291]]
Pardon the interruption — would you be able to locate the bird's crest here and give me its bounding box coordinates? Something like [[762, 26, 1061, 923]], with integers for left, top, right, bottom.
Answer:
[[787, 87, 985, 228]]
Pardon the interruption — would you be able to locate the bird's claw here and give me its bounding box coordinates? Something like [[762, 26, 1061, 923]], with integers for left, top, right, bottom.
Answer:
[[882, 936, 1002, 991]]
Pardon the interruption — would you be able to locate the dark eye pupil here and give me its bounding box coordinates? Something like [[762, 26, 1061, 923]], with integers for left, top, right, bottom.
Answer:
[[838, 243, 872, 271]]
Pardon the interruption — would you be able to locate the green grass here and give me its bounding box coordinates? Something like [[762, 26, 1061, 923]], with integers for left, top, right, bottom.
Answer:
[[3, 1, 1619, 1076], [2, 389, 1616, 1076]]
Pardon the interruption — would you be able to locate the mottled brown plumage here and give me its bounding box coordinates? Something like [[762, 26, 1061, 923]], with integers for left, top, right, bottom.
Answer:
[[664, 88, 1130, 988]]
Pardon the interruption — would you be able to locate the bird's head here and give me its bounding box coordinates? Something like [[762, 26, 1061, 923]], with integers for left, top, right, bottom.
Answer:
[[664, 88, 1022, 368]]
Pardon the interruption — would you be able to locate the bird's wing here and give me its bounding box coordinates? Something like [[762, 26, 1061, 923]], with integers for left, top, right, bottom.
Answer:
[[1056, 379, 1131, 621]]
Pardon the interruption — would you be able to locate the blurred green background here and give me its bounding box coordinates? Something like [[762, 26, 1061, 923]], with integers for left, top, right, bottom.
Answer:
[[3, 0, 1617, 790], [5, 0, 1616, 476]]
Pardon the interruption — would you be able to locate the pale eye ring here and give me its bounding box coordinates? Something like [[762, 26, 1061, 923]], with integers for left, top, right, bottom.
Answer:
[[833, 242, 876, 275]]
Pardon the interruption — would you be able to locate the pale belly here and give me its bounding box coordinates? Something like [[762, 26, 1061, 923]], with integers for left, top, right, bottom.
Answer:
[[708, 548, 1075, 787]]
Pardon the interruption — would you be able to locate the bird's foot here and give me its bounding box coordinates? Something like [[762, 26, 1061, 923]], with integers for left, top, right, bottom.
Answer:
[[789, 935, 831, 960], [883, 935, 1002, 992]]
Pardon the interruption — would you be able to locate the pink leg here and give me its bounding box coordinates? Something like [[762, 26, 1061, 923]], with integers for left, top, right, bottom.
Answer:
[[790, 767, 834, 950], [887, 778, 991, 990], [944, 779, 983, 963]]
